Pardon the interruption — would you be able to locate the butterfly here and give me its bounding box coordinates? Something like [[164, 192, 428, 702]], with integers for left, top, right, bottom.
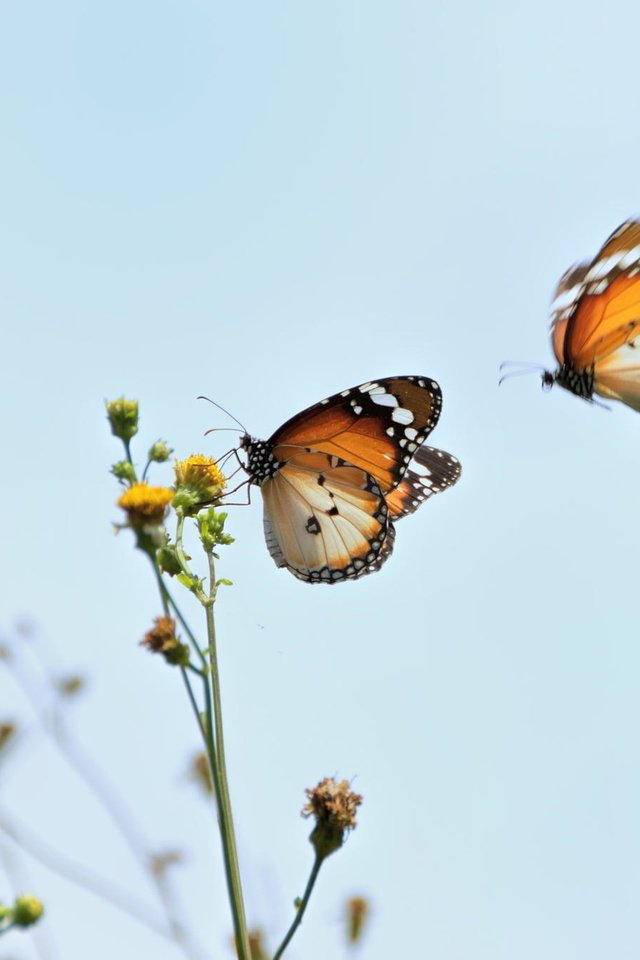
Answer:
[[237, 376, 461, 583], [542, 218, 640, 409]]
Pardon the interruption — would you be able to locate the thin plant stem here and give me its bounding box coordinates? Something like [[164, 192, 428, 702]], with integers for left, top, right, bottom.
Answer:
[[272, 855, 324, 960], [204, 550, 251, 960], [150, 556, 207, 670], [4, 639, 201, 960], [0, 813, 168, 939]]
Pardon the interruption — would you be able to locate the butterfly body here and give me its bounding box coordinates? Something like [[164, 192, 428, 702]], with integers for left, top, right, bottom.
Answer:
[[544, 218, 640, 411], [237, 376, 460, 583], [542, 363, 595, 401]]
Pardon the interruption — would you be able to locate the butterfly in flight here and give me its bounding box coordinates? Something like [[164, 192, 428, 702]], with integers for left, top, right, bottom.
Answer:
[[505, 218, 640, 409], [233, 376, 460, 584]]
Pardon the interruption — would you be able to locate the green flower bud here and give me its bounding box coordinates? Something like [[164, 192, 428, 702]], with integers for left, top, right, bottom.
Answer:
[[106, 398, 139, 442], [111, 460, 137, 484], [12, 895, 44, 927], [156, 545, 182, 577], [148, 440, 173, 463]]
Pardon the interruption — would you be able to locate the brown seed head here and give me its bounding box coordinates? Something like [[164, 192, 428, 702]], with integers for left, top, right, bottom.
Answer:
[[302, 777, 363, 859], [345, 896, 370, 944], [141, 616, 190, 666]]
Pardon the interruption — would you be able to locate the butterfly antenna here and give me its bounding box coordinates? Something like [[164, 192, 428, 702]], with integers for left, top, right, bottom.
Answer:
[[498, 361, 546, 386], [197, 396, 248, 434]]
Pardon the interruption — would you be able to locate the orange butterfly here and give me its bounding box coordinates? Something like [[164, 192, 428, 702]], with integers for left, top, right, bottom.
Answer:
[[238, 376, 461, 583], [543, 218, 640, 409]]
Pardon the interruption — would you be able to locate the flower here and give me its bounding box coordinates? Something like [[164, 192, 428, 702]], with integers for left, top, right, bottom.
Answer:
[[118, 483, 174, 526], [302, 777, 363, 859], [105, 398, 139, 442], [141, 615, 190, 667], [173, 454, 227, 511]]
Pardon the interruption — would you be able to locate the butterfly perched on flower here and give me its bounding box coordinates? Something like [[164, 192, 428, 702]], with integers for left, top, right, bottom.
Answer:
[[537, 218, 640, 409], [235, 376, 460, 584]]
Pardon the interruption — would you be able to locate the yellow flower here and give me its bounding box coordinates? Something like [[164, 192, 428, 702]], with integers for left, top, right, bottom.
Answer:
[[118, 483, 174, 525], [173, 454, 227, 510]]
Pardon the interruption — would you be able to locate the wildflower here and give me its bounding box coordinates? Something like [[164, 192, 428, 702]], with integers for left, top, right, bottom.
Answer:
[[12, 895, 44, 927], [118, 483, 174, 526], [141, 616, 190, 667], [173, 454, 227, 512], [105, 398, 139, 442], [345, 896, 370, 945], [302, 777, 363, 860]]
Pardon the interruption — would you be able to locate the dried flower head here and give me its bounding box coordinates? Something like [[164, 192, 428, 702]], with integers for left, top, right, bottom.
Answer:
[[233, 928, 268, 960], [56, 675, 85, 698], [0, 723, 16, 753], [105, 398, 139, 442], [141, 616, 190, 667], [345, 896, 370, 945], [191, 751, 214, 795], [173, 454, 227, 511], [118, 483, 174, 526], [302, 777, 363, 859]]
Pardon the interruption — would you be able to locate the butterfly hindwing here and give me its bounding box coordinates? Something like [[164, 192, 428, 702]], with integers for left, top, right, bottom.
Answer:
[[260, 451, 391, 583], [386, 445, 462, 520]]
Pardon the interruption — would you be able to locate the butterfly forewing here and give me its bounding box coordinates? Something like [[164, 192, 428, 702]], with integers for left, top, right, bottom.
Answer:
[[270, 376, 442, 493], [260, 451, 391, 582], [561, 219, 640, 365]]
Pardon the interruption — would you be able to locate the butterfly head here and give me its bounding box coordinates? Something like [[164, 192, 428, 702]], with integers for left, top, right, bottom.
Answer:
[[239, 434, 283, 486]]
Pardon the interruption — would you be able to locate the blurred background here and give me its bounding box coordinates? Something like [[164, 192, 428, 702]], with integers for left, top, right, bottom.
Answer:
[[2, 1, 640, 957]]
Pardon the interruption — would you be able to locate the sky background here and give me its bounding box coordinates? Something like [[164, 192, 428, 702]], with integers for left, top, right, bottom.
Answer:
[[3, 1, 640, 958]]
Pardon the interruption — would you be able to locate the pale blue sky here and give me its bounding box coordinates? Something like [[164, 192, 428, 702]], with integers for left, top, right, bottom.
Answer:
[[3, 1, 640, 958]]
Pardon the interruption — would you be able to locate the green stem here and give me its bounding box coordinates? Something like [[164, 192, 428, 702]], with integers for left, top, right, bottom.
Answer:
[[205, 550, 251, 960], [272, 855, 324, 960], [149, 558, 207, 670]]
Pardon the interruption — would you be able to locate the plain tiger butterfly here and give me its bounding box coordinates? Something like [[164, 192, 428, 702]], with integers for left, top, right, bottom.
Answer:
[[234, 376, 461, 584], [534, 218, 640, 409]]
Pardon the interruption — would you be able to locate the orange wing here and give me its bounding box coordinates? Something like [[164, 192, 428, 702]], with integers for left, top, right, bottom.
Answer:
[[270, 376, 442, 494], [559, 219, 640, 365]]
